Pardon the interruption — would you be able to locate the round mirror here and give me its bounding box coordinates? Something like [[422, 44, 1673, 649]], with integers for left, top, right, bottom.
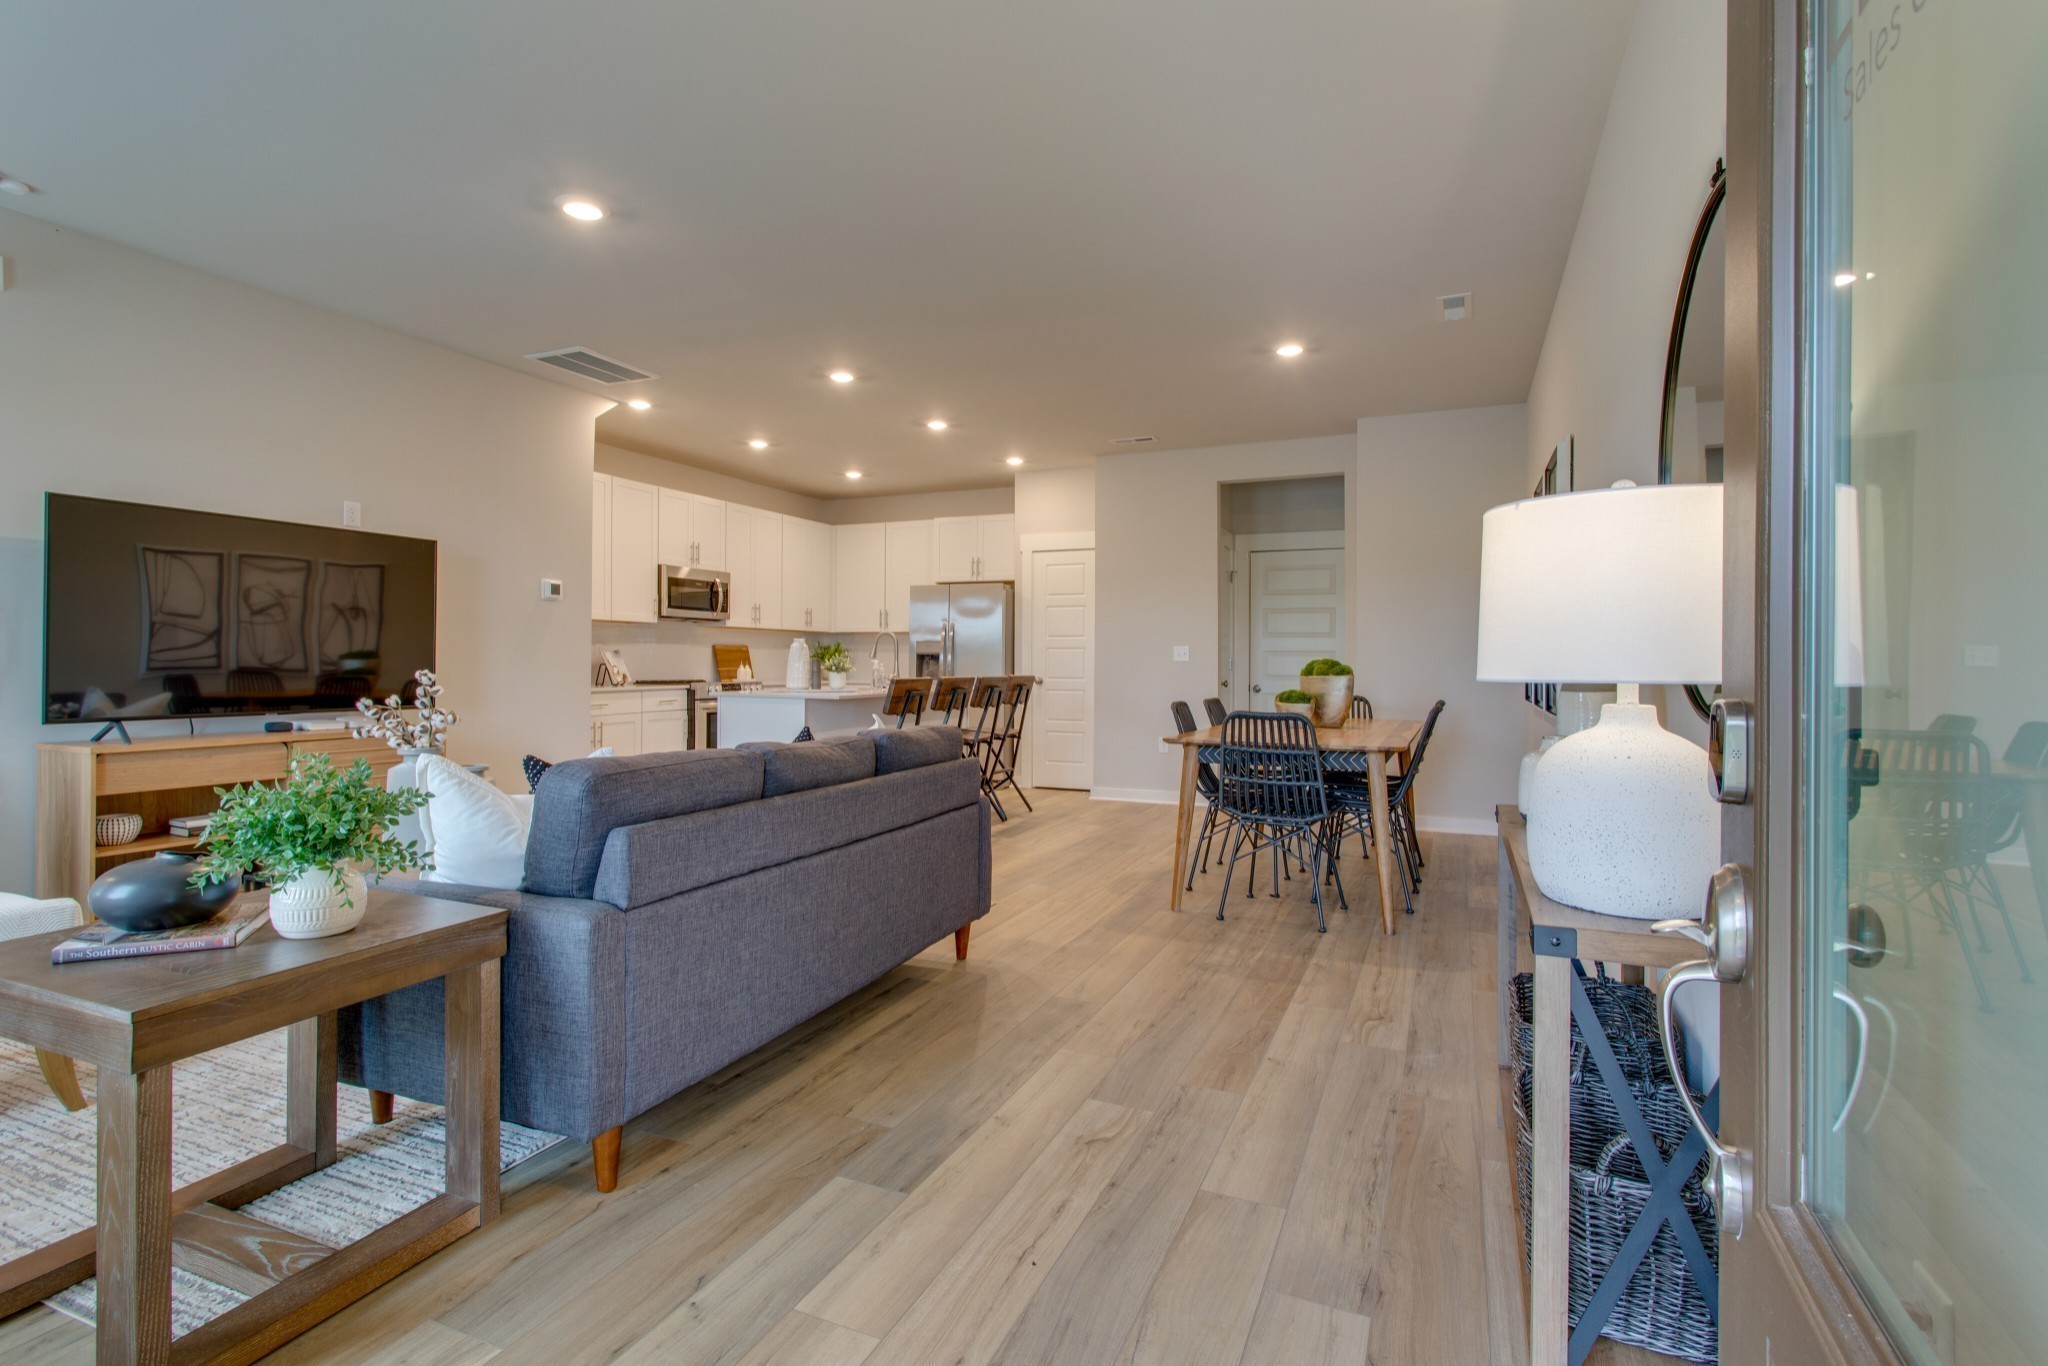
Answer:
[[1659, 161, 1726, 719]]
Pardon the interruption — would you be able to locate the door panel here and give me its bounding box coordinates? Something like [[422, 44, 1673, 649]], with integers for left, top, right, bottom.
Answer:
[[1247, 548, 1343, 704], [1031, 549, 1093, 790], [1722, 0, 2048, 1360]]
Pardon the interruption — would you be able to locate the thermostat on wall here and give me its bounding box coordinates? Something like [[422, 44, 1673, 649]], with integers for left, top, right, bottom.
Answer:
[[539, 578, 564, 602]]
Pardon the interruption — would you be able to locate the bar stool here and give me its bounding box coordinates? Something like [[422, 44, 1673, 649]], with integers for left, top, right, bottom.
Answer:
[[883, 677, 935, 728]]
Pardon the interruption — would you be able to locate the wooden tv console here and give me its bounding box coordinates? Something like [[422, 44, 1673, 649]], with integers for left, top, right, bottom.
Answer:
[[35, 731, 399, 907]]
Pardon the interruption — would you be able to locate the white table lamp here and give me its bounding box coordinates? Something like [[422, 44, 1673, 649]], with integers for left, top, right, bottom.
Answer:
[[1477, 483, 1723, 919]]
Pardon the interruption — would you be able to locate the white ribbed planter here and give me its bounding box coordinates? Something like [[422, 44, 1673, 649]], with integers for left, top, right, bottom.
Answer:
[[269, 864, 369, 939]]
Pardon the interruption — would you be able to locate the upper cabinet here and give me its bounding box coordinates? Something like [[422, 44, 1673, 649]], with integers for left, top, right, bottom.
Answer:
[[727, 505, 783, 628], [883, 520, 933, 635], [657, 490, 727, 569], [933, 514, 1016, 581], [592, 473, 614, 620], [833, 523, 886, 632], [602, 477, 659, 623], [782, 517, 833, 631]]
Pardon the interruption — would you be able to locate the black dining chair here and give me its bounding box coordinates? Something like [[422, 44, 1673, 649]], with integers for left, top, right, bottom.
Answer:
[[1929, 713, 1978, 735], [1349, 695, 1374, 721], [1203, 697, 1227, 728], [1172, 702, 1225, 889], [1323, 699, 1444, 914], [2002, 721, 2048, 770], [1210, 712, 1341, 932]]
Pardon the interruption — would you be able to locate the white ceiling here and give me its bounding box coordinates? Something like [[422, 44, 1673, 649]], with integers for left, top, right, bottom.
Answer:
[[0, 1, 1636, 496]]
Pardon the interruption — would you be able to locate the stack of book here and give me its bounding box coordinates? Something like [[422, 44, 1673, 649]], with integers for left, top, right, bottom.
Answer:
[[50, 897, 269, 963], [168, 813, 213, 838]]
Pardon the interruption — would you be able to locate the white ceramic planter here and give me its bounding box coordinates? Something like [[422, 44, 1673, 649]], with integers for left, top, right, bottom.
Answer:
[[826, 671, 847, 690], [269, 864, 369, 939]]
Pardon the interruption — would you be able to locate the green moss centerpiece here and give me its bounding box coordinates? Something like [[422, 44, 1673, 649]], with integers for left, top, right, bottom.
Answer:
[[1296, 658, 1356, 727], [1274, 688, 1317, 721]]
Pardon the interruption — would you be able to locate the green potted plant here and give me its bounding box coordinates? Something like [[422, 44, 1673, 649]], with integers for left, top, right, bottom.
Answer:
[[192, 752, 430, 940], [1297, 658, 1356, 726], [812, 640, 853, 689], [1274, 688, 1317, 721]]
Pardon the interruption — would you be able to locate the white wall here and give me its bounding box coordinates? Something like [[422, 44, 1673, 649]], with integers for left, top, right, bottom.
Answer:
[[596, 443, 829, 521], [1094, 434, 1356, 800], [1015, 466, 1096, 537], [816, 487, 1013, 525], [0, 208, 607, 886], [1525, 0, 1727, 493], [1355, 406, 1531, 834]]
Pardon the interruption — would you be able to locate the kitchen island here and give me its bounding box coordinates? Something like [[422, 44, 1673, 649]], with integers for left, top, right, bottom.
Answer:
[[714, 685, 896, 747]]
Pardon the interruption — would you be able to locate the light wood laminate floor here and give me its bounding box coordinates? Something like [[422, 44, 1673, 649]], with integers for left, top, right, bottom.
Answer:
[[2, 790, 1662, 1364]]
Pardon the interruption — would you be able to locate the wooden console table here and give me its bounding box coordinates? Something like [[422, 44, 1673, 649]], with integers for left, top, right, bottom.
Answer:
[[0, 890, 505, 1365], [36, 732, 399, 908], [1495, 806, 1712, 1366]]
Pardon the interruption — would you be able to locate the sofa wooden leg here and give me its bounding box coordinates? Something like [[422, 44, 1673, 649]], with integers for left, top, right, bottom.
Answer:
[[955, 924, 971, 961], [368, 1089, 394, 1124], [593, 1127, 622, 1193]]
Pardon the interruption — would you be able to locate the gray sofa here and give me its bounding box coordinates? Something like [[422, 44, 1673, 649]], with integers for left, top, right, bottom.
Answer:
[[338, 725, 992, 1191]]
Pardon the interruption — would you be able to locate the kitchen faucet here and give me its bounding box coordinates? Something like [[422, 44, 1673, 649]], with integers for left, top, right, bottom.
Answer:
[[870, 631, 900, 684]]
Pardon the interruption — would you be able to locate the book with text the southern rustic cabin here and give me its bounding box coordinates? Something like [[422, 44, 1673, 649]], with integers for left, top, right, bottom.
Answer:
[[50, 898, 270, 963]]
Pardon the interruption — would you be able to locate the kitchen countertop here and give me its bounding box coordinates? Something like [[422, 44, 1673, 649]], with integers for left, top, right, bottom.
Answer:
[[719, 686, 892, 701]]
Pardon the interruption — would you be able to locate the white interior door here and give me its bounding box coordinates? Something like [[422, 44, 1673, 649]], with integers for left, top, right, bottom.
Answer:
[[1030, 547, 1093, 790], [1247, 547, 1343, 704]]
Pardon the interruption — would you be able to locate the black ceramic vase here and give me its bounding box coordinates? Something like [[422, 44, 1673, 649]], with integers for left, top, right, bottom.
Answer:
[[87, 851, 238, 931]]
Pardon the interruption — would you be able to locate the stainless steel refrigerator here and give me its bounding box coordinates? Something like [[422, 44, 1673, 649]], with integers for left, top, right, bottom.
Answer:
[[909, 582, 1014, 678]]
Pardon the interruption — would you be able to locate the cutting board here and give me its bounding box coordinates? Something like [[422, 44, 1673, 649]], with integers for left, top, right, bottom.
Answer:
[[713, 644, 754, 683]]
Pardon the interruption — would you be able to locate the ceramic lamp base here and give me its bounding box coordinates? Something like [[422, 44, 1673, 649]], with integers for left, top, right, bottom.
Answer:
[[1525, 702, 1717, 920]]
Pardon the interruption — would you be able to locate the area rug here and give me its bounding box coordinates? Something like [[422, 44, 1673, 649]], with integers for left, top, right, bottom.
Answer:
[[0, 1031, 561, 1338]]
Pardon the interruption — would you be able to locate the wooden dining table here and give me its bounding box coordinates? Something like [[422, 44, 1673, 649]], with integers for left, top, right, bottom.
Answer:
[[1164, 716, 1424, 935]]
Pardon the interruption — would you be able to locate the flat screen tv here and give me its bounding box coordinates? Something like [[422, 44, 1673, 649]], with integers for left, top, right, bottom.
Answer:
[[43, 494, 438, 727]]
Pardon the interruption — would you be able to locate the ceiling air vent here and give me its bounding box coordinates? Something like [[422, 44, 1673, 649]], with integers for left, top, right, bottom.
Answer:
[[1110, 435, 1156, 445], [1438, 293, 1472, 322], [523, 346, 658, 384]]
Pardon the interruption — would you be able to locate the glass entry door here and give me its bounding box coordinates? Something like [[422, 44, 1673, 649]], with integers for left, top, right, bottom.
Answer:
[[1717, 0, 2048, 1359]]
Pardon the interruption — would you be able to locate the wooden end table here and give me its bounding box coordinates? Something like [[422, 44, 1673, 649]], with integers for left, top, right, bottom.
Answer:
[[0, 890, 506, 1365]]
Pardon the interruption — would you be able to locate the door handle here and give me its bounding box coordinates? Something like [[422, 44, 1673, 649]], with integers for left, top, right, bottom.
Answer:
[[1653, 863, 1754, 1239], [1252, 683, 1263, 694]]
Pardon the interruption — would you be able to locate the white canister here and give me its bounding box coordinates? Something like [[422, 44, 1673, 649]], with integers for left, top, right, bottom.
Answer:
[[1517, 735, 1560, 816], [269, 863, 369, 939], [787, 638, 810, 689]]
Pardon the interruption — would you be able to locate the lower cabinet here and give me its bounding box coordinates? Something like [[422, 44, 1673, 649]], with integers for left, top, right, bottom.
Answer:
[[589, 688, 689, 757]]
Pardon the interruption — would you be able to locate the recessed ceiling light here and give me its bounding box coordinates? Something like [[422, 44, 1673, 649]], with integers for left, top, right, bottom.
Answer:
[[828, 370, 857, 384], [1274, 342, 1305, 358], [748, 438, 770, 450], [845, 470, 863, 480], [926, 419, 949, 432], [1006, 456, 1025, 467], [558, 197, 607, 222], [625, 398, 652, 411], [1834, 271, 1859, 288]]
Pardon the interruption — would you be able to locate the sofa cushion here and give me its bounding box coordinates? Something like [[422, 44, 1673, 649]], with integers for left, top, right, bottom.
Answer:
[[738, 735, 876, 797], [525, 748, 766, 898], [592, 756, 982, 909], [866, 724, 965, 774]]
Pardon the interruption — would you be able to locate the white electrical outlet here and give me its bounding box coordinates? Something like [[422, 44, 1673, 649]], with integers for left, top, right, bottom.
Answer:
[[342, 500, 363, 529], [1965, 645, 1999, 667], [1173, 645, 1190, 662], [539, 578, 564, 602]]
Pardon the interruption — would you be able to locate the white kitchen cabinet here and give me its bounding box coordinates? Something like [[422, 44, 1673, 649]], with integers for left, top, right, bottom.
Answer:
[[833, 522, 886, 632], [883, 520, 933, 635], [602, 477, 659, 623], [727, 505, 783, 628], [781, 516, 833, 631], [591, 688, 689, 756], [933, 514, 1016, 581], [592, 473, 613, 620], [656, 489, 728, 569]]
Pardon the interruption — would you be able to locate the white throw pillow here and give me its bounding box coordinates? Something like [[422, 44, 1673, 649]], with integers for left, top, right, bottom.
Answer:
[[415, 754, 532, 890]]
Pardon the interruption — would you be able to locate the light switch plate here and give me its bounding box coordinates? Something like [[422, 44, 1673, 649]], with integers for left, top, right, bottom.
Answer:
[[342, 500, 363, 529], [1173, 645, 1190, 662]]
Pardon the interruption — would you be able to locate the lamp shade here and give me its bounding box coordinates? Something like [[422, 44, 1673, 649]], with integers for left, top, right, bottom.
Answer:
[[1476, 483, 1723, 685]]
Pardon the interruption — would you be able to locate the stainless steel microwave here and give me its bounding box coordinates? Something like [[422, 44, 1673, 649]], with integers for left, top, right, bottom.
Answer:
[[658, 564, 730, 621]]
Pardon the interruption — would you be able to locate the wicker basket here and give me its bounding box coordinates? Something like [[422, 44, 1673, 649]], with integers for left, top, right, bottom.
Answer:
[[1508, 971, 1719, 1363]]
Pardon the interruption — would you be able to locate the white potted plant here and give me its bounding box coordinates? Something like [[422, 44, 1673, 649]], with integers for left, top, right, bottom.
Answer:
[[192, 753, 430, 939], [813, 641, 852, 690]]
